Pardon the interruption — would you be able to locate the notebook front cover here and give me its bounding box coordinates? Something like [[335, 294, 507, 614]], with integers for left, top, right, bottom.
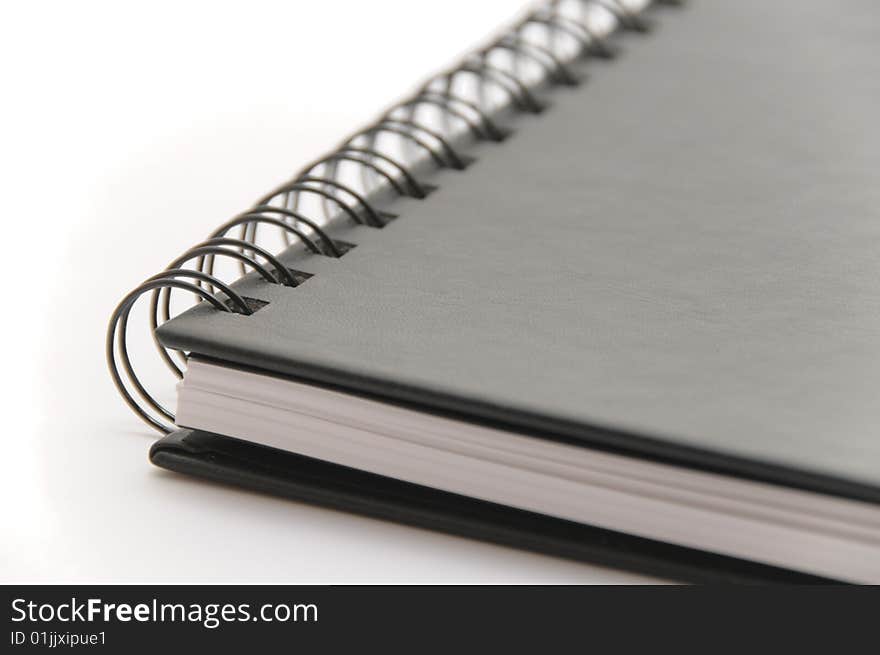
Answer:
[[157, 0, 880, 501]]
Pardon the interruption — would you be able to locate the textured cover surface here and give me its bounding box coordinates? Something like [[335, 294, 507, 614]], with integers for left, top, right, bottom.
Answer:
[[150, 429, 831, 583], [158, 0, 880, 501]]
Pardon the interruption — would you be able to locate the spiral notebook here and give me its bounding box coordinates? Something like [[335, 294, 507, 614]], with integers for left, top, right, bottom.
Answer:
[[107, 0, 880, 583]]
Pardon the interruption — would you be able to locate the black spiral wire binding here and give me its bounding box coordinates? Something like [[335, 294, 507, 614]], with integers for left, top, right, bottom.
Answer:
[[107, 0, 678, 434]]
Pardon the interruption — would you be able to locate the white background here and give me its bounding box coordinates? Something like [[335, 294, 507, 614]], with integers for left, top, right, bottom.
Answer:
[[0, 0, 653, 583]]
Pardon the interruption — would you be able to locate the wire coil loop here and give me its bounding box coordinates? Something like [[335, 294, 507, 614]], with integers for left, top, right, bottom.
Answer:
[[107, 0, 669, 433]]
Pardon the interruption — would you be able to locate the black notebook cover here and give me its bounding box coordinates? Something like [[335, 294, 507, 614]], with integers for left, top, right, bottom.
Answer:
[[150, 429, 831, 583], [156, 0, 880, 502]]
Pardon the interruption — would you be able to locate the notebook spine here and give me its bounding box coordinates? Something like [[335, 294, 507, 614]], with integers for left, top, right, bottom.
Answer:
[[107, 0, 681, 434]]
